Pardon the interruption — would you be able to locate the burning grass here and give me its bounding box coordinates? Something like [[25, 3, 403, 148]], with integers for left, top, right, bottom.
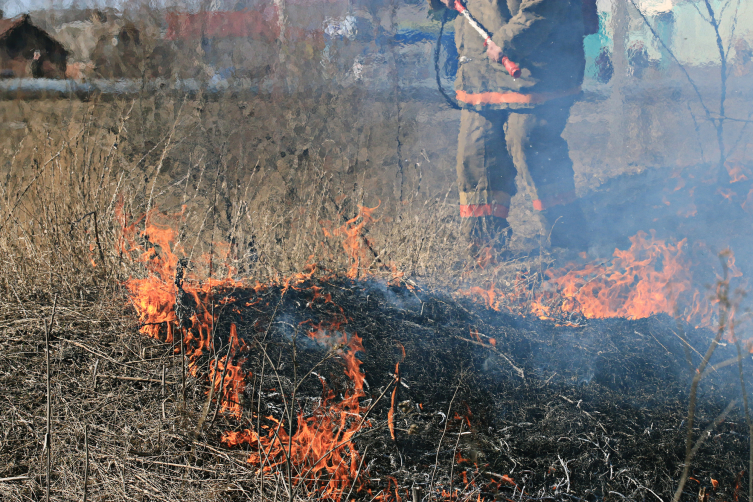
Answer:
[[104, 199, 751, 501], [1, 98, 752, 502], [460, 231, 715, 330]]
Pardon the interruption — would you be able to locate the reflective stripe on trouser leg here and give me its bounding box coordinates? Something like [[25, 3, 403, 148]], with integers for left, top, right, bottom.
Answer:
[[504, 97, 577, 212], [459, 190, 512, 218], [456, 108, 517, 218]]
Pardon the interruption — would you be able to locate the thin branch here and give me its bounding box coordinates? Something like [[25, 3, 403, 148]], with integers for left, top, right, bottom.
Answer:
[[96, 374, 177, 385], [733, 337, 753, 502], [688, 399, 738, 460], [702, 0, 729, 173], [686, 103, 707, 162], [672, 256, 731, 502], [718, 0, 735, 20], [0, 476, 30, 482], [448, 420, 464, 499], [724, 0, 743, 60], [59, 338, 142, 371], [44, 294, 59, 502], [429, 379, 462, 498], [83, 424, 89, 502], [708, 114, 753, 124], [452, 335, 524, 378], [689, 1, 712, 24], [0, 146, 65, 235], [344, 446, 369, 502]]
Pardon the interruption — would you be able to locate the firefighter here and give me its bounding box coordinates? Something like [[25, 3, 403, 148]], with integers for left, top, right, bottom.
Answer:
[[29, 50, 43, 78], [436, 0, 590, 255]]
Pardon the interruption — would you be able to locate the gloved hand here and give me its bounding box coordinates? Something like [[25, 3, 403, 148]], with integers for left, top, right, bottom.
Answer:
[[484, 39, 503, 63], [430, 0, 507, 66]]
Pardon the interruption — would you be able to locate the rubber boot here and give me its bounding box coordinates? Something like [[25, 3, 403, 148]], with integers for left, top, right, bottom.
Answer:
[[538, 201, 590, 252]]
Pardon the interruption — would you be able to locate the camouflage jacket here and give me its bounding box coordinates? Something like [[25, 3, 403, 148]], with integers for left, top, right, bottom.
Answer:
[[454, 0, 586, 110]]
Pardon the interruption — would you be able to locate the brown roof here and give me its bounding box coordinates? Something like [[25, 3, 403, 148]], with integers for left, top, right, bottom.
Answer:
[[0, 14, 68, 56], [0, 14, 30, 40]]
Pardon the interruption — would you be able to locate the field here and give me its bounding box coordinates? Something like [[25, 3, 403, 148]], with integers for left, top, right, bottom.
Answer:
[[1, 55, 753, 501]]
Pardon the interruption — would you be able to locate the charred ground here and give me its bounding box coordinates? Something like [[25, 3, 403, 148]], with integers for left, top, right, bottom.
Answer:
[[156, 274, 750, 501]]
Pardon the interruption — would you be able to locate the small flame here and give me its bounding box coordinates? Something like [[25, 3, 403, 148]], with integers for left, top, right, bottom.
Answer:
[[460, 231, 714, 327], [223, 322, 368, 500], [718, 188, 736, 201], [118, 205, 370, 500], [388, 361, 399, 441], [207, 323, 248, 418], [323, 203, 380, 279], [726, 161, 749, 183]]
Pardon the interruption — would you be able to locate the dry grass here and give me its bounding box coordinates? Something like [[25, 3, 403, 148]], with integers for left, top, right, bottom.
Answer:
[[0, 94, 545, 501], [1, 89, 750, 502]]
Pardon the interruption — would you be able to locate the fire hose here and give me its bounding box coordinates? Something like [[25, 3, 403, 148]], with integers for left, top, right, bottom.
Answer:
[[451, 0, 521, 78], [434, 0, 522, 109]]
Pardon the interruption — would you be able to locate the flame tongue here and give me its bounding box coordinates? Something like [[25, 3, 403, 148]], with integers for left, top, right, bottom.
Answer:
[[208, 323, 248, 417], [119, 206, 370, 500], [119, 207, 182, 345], [222, 322, 368, 499], [462, 231, 713, 327], [545, 231, 694, 320]]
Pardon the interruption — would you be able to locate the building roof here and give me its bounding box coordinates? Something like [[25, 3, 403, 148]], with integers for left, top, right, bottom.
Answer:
[[0, 14, 68, 55], [0, 14, 30, 40]]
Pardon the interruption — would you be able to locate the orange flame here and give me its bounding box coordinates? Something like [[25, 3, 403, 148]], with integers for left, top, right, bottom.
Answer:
[[207, 323, 248, 418], [544, 231, 695, 320], [117, 206, 182, 345], [323, 202, 380, 279], [120, 201, 736, 500], [118, 204, 370, 500], [388, 362, 400, 441], [222, 322, 368, 500], [118, 204, 244, 375], [460, 231, 714, 327], [718, 188, 736, 201], [726, 161, 749, 183]]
